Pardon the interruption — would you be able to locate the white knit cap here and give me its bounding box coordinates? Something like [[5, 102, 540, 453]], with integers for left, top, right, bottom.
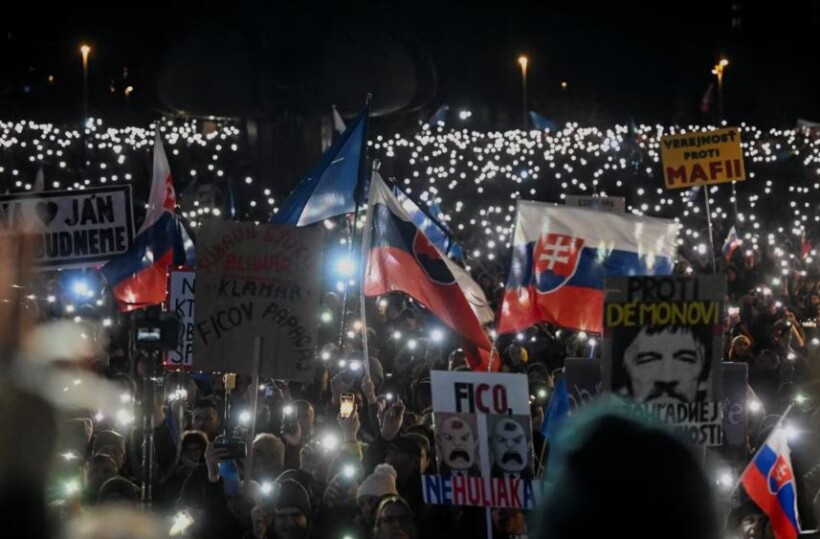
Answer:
[[356, 463, 398, 501]]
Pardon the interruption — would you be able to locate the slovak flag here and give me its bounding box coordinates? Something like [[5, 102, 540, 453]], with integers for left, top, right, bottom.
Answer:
[[498, 201, 679, 334], [722, 225, 742, 261], [101, 132, 195, 312], [363, 174, 493, 356], [740, 427, 801, 539]]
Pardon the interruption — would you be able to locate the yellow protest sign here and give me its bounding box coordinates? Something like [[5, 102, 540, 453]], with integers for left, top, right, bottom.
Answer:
[[660, 127, 746, 189]]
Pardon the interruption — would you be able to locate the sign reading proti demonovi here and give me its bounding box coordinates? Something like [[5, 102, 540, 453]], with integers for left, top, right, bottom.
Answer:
[[660, 127, 745, 189]]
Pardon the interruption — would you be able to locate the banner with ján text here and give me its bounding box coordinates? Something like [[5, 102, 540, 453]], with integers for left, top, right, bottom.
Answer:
[[0, 186, 134, 269]]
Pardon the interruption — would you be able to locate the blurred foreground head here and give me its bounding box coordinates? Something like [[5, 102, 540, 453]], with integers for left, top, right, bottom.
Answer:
[[535, 405, 719, 539], [62, 507, 163, 539]]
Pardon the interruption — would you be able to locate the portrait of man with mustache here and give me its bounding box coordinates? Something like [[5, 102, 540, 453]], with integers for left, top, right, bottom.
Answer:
[[616, 324, 712, 405], [435, 413, 481, 477], [488, 416, 532, 479]]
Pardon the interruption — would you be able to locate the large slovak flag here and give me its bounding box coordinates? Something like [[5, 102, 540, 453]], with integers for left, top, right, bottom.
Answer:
[[101, 132, 195, 312], [271, 106, 368, 227], [498, 201, 679, 334], [363, 174, 492, 354], [740, 427, 801, 539]]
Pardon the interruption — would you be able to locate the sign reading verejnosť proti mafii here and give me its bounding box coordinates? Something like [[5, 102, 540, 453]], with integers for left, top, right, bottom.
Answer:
[[660, 127, 745, 189], [564, 195, 625, 213], [601, 275, 725, 446], [0, 186, 134, 269], [193, 221, 323, 382], [165, 269, 195, 368], [423, 371, 543, 510]]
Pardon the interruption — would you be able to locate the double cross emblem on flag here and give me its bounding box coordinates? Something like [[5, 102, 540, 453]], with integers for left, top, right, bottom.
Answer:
[[533, 233, 585, 294]]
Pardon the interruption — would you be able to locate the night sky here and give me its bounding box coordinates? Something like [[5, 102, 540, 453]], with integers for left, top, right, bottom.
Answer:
[[3, 1, 820, 126]]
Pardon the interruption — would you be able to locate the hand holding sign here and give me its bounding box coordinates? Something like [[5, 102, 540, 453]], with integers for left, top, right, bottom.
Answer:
[[379, 400, 405, 441], [361, 375, 377, 405]]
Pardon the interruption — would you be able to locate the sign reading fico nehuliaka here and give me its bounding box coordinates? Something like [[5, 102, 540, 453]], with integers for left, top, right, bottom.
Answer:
[[423, 371, 544, 510]]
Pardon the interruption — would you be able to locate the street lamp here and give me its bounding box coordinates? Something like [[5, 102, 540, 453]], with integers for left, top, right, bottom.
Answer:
[[80, 44, 91, 123], [712, 57, 737, 220], [518, 55, 529, 129], [712, 57, 729, 121]]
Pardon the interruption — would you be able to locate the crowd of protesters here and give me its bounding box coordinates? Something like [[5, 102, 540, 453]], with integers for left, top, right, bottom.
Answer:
[[29, 243, 819, 539], [2, 118, 820, 538]]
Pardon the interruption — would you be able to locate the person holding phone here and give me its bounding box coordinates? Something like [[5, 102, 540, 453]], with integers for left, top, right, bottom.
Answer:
[[177, 435, 255, 539]]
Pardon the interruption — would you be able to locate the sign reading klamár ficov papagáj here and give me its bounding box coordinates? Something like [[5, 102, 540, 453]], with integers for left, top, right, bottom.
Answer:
[[193, 221, 323, 382]]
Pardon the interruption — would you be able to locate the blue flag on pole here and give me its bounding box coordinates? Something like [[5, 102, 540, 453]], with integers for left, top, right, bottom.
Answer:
[[529, 111, 557, 131], [541, 375, 570, 442], [271, 106, 369, 227], [224, 178, 237, 220], [428, 104, 449, 127]]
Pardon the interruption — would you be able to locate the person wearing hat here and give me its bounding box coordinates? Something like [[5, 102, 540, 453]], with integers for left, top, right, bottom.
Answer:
[[356, 463, 398, 529], [536, 405, 718, 539], [81, 453, 118, 505], [154, 430, 209, 510], [384, 434, 428, 515], [372, 495, 417, 539], [273, 479, 312, 539], [97, 476, 140, 506], [91, 430, 125, 471]]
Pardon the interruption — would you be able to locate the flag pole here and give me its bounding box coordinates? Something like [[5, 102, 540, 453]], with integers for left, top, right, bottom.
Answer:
[[336, 96, 373, 352], [336, 212, 358, 349], [359, 161, 378, 379], [703, 187, 717, 273], [356, 95, 373, 377]]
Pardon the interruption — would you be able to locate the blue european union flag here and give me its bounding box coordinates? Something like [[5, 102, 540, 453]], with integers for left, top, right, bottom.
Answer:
[[529, 111, 557, 131], [271, 106, 369, 227], [541, 375, 570, 441]]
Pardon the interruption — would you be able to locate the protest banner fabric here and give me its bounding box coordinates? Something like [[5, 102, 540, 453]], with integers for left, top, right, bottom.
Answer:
[[564, 195, 625, 213]]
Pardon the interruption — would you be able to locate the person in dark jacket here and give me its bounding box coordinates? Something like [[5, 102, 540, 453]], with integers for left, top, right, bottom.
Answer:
[[535, 405, 719, 539]]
